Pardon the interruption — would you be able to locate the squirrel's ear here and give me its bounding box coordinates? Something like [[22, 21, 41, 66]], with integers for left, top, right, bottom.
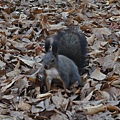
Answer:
[[45, 39, 50, 52], [52, 40, 58, 57]]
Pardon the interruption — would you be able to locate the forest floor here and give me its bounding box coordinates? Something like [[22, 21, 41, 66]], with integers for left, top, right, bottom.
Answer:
[[0, 0, 120, 120]]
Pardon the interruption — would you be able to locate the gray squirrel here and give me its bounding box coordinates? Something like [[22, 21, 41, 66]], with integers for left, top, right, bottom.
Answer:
[[42, 26, 87, 91]]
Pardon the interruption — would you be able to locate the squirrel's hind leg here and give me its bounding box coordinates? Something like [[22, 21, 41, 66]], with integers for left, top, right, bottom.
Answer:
[[58, 76, 67, 91], [60, 74, 70, 90], [74, 73, 83, 87]]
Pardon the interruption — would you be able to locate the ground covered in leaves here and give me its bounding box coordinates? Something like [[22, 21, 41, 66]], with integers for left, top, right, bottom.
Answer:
[[0, 0, 120, 120]]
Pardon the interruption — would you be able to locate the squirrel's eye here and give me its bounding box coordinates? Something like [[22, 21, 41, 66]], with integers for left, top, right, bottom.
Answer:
[[51, 58, 54, 62]]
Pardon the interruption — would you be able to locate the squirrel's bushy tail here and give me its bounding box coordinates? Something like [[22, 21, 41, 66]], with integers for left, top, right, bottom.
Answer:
[[53, 26, 87, 74]]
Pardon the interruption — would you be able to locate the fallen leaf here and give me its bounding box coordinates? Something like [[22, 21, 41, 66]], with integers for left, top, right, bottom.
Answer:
[[99, 91, 110, 101], [6, 69, 21, 78], [92, 27, 111, 36], [87, 34, 95, 45], [84, 104, 107, 115], [107, 104, 120, 112], [36, 93, 52, 99], [110, 78, 120, 87], [90, 67, 106, 80], [0, 60, 6, 68], [49, 22, 66, 30], [2, 95, 14, 100], [18, 57, 35, 67], [18, 102, 31, 111], [82, 91, 94, 101]]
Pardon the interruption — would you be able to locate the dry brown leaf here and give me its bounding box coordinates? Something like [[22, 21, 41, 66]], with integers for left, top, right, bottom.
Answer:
[[0, 115, 12, 119], [113, 61, 120, 75], [84, 104, 107, 115], [31, 105, 41, 113], [52, 96, 63, 107], [90, 67, 106, 80], [100, 41, 108, 46], [106, 75, 119, 82], [75, 88, 81, 94], [109, 0, 115, 4], [36, 93, 52, 99], [0, 103, 7, 108], [1, 75, 24, 92], [107, 104, 120, 112], [99, 91, 110, 101], [18, 57, 35, 67], [1, 10, 10, 22], [81, 81, 94, 100], [87, 34, 95, 45], [1, 80, 16, 92], [0, 60, 6, 68], [77, 13, 85, 21], [41, 15, 48, 29], [0, 35, 7, 45], [16, 77, 29, 93], [2, 95, 14, 100], [108, 87, 120, 100], [27, 76, 37, 83], [82, 91, 94, 101], [14, 60, 20, 70], [61, 12, 69, 20], [6, 69, 21, 78], [18, 102, 31, 111], [110, 78, 120, 86], [49, 22, 66, 30], [92, 27, 111, 36], [32, 7, 43, 14], [51, 110, 68, 120], [89, 49, 103, 56], [35, 45, 42, 55], [36, 101, 45, 112]]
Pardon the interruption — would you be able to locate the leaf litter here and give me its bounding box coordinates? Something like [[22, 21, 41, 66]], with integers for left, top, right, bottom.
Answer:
[[0, 0, 120, 120]]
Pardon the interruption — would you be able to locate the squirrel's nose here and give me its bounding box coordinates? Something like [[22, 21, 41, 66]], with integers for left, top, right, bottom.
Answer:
[[44, 65, 49, 70]]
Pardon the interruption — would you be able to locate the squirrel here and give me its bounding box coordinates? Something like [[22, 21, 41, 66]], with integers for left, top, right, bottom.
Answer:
[[42, 26, 87, 91]]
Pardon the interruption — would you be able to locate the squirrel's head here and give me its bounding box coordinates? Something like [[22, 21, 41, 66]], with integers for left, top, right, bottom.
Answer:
[[43, 39, 58, 70]]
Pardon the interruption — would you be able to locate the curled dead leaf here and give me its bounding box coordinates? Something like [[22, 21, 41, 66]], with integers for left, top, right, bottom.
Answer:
[[51, 112, 68, 120], [107, 105, 120, 112], [92, 27, 111, 36], [18, 57, 35, 67], [110, 78, 120, 88], [36, 93, 52, 99], [6, 69, 21, 78], [1, 35, 7, 45], [49, 22, 66, 30], [2, 95, 14, 100], [114, 61, 120, 75], [0, 60, 6, 68], [75, 88, 81, 94], [99, 91, 110, 101], [90, 67, 106, 80], [106, 75, 119, 82], [84, 104, 107, 115], [87, 34, 95, 45], [35, 45, 42, 55], [89, 49, 103, 56], [18, 102, 31, 111], [82, 91, 94, 101]]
